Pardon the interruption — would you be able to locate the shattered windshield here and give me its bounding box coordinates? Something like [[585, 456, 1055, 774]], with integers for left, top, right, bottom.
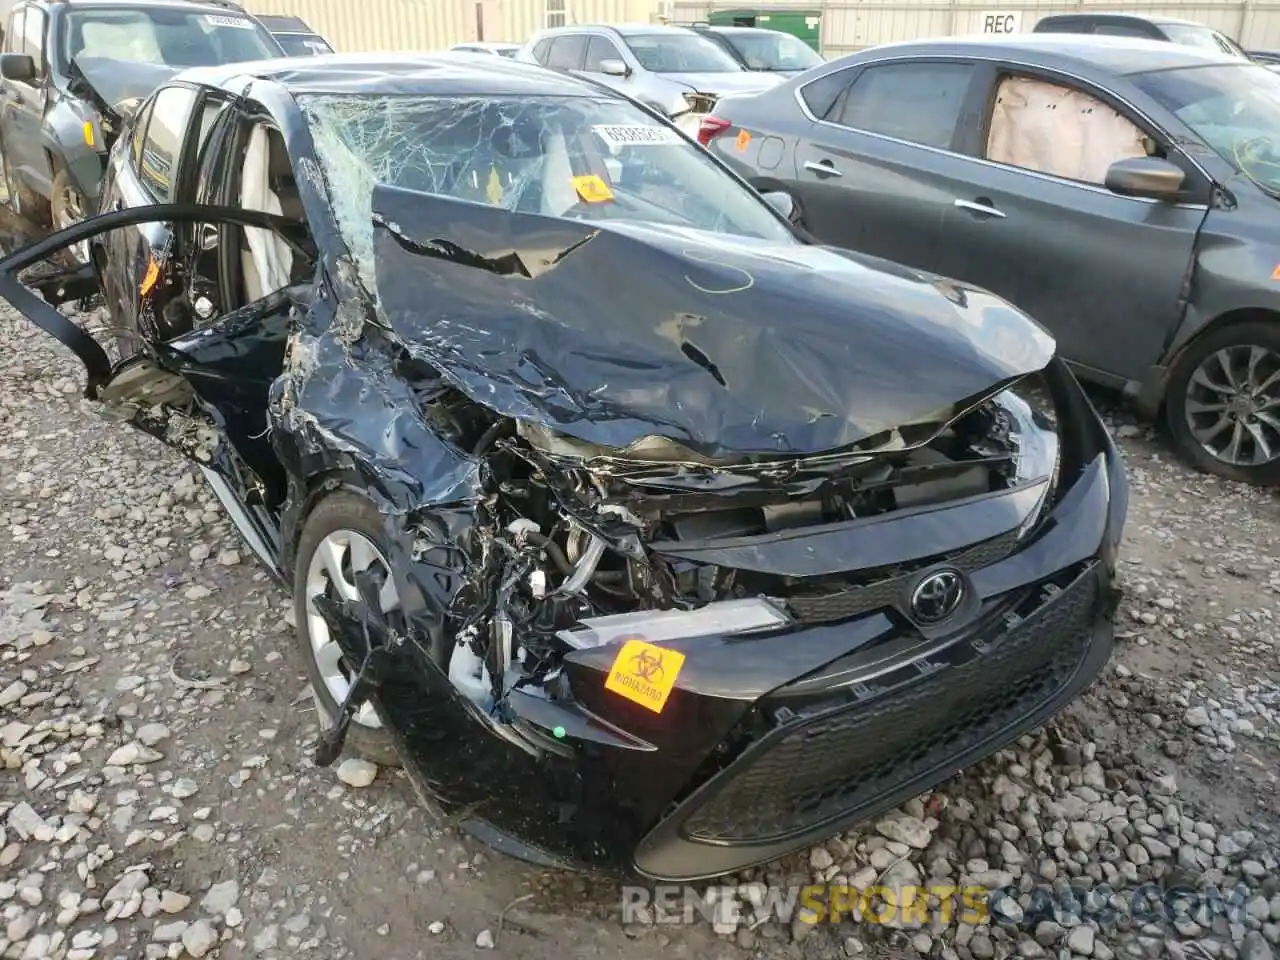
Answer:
[[723, 32, 823, 71], [62, 8, 280, 68], [301, 93, 797, 290], [1133, 63, 1280, 191]]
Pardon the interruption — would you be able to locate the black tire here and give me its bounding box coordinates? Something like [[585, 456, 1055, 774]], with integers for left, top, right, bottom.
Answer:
[[1164, 319, 1280, 486], [292, 490, 402, 767], [2, 150, 51, 224]]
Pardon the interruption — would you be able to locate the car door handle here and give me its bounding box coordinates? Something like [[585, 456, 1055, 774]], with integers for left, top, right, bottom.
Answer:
[[953, 198, 1005, 218], [803, 159, 842, 178]]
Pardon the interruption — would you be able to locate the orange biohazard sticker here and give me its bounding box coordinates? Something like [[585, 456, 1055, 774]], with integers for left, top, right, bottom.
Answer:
[[571, 174, 614, 204], [1271, 264, 1280, 280], [735, 129, 752, 151], [604, 638, 685, 714], [139, 259, 160, 296]]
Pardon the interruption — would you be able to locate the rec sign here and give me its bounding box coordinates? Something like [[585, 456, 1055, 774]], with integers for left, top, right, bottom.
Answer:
[[979, 11, 1022, 33]]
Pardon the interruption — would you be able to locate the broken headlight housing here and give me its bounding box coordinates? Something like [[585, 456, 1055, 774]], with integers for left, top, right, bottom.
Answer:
[[994, 388, 1061, 537]]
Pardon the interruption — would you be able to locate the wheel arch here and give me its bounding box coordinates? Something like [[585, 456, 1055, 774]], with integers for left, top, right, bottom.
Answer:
[[1141, 306, 1280, 418]]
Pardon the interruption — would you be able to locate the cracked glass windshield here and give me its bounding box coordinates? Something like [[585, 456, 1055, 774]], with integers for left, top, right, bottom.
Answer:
[[1133, 63, 1280, 192], [301, 93, 796, 283]]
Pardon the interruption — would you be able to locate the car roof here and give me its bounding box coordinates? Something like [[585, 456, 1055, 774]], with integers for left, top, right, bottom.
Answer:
[[174, 51, 627, 97], [1039, 12, 1209, 27], [540, 23, 699, 37], [255, 13, 312, 31], [862, 32, 1242, 73], [699, 25, 791, 35], [43, 0, 250, 10]]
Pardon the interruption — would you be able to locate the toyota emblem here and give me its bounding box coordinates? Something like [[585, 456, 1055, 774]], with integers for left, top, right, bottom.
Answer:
[[910, 569, 964, 624]]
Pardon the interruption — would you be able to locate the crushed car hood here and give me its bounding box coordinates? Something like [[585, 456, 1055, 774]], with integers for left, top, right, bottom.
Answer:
[[370, 185, 1055, 458], [73, 57, 180, 115]]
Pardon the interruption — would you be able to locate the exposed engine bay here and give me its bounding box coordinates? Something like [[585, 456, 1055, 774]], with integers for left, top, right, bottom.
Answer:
[[422, 375, 1060, 716]]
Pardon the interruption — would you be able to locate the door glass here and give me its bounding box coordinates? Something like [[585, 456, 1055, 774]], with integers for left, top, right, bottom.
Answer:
[[4, 8, 26, 53], [531, 38, 552, 63], [834, 61, 974, 149], [583, 35, 621, 72], [800, 67, 855, 119], [20, 7, 45, 75], [138, 85, 198, 201], [546, 35, 587, 69], [130, 98, 154, 171], [985, 74, 1153, 185]]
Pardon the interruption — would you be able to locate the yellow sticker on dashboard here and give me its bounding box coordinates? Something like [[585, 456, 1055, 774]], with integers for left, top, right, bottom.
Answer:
[[605, 638, 685, 714], [572, 174, 614, 204]]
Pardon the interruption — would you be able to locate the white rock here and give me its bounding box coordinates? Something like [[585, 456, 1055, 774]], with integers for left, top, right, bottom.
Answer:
[[200, 879, 239, 916], [0, 680, 29, 708], [170, 779, 198, 799], [428, 921, 445, 935], [7, 802, 48, 841], [336, 757, 377, 788], [875, 814, 933, 850], [105, 743, 162, 766], [159, 891, 191, 914], [152, 920, 188, 943], [182, 920, 218, 958], [476, 929, 495, 949], [136, 723, 170, 747]]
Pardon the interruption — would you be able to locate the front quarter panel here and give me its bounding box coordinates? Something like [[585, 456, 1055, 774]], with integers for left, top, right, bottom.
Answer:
[[43, 92, 105, 200]]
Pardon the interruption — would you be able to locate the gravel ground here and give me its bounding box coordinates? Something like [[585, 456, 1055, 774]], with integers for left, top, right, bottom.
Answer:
[[1, 289, 1279, 960]]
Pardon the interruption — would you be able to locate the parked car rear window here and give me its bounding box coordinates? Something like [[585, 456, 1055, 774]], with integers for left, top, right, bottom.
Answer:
[[800, 68, 853, 119], [301, 93, 797, 291], [61, 8, 279, 68], [1161, 24, 1248, 58], [721, 31, 822, 71], [1133, 62, 1280, 190], [834, 61, 973, 149], [625, 33, 742, 73]]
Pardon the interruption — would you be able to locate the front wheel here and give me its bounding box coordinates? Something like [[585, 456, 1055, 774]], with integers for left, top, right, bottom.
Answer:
[[1164, 320, 1280, 486], [51, 169, 90, 264], [292, 491, 403, 767]]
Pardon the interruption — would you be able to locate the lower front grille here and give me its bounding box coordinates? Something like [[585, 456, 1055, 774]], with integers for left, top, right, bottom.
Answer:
[[681, 568, 1099, 844]]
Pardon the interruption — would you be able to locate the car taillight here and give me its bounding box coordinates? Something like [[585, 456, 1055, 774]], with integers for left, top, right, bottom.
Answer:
[[697, 115, 732, 147]]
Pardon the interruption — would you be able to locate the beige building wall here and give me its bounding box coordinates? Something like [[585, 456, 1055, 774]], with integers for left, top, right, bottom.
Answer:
[[671, 0, 1280, 55], [241, 0, 663, 51]]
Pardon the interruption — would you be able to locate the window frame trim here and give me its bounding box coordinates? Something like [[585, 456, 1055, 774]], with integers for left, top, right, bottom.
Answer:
[[792, 50, 1214, 207], [135, 82, 202, 204]]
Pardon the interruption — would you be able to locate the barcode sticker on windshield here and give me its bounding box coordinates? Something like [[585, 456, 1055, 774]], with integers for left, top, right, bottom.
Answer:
[[203, 14, 257, 29], [593, 124, 683, 147]]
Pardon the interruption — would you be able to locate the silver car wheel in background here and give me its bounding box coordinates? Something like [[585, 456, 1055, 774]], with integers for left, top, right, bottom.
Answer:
[[304, 529, 401, 730], [1184, 344, 1280, 467]]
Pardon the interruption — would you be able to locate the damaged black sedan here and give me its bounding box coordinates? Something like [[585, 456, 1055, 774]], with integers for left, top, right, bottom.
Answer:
[[0, 53, 1129, 883]]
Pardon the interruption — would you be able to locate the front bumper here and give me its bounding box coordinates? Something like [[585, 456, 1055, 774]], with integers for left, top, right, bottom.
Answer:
[[376, 359, 1128, 882]]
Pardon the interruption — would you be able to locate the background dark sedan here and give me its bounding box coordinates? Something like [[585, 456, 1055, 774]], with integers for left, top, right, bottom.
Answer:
[[691, 24, 825, 76], [704, 35, 1280, 486]]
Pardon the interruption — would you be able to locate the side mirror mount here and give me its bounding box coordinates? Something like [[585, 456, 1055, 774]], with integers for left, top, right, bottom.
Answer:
[[1104, 156, 1186, 200], [0, 53, 36, 83], [599, 58, 630, 77], [761, 189, 798, 223]]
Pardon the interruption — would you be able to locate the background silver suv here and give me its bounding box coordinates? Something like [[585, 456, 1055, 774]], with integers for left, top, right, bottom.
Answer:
[[516, 24, 783, 130]]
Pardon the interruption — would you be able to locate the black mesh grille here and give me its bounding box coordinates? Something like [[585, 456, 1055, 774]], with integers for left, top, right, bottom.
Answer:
[[681, 571, 1098, 844], [783, 531, 1019, 625]]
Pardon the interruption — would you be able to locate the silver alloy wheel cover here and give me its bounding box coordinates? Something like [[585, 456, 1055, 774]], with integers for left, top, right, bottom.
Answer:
[[1184, 344, 1280, 467], [304, 529, 401, 730]]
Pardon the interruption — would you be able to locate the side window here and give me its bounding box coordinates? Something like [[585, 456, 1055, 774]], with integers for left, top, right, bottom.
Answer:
[[800, 68, 855, 119], [546, 35, 587, 70], [834, 61, 974, 149], [583, 35, 622, 72], [20, 6, 45, 75], [129, 98, 154, 170], [138, 85, 198, 201], [4, 8, 25, 53], [984, 74, 1156, 185], [531, 37, 552, 63]]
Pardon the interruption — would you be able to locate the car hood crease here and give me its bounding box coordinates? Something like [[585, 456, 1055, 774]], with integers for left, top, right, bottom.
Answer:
[[73, 57, 181, 113], [370, 184, 1056, 458]]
